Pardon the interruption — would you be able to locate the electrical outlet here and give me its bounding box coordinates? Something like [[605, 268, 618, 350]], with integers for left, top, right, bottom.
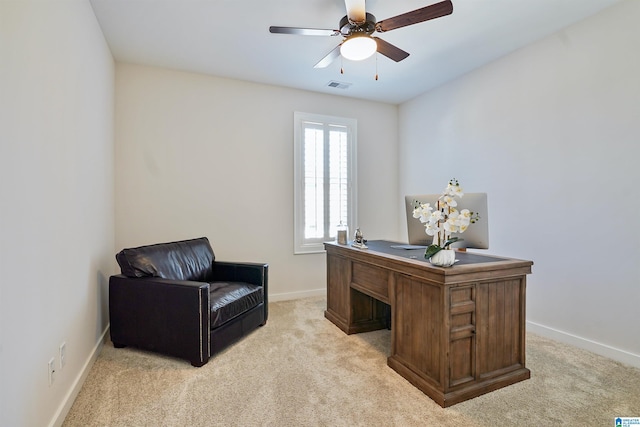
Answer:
[[48, 357, 56, 386], [59, 342, 66, 370]]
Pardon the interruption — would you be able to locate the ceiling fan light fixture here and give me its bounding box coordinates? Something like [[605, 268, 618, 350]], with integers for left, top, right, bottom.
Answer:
[[340, 35, 376, 61]]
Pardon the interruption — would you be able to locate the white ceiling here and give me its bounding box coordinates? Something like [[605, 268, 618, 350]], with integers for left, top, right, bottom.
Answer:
[[90, 0, 622, 104]]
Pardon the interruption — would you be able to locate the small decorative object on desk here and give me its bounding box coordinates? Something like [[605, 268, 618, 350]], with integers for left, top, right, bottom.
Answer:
[[336, 222, 348, 245], [412, 178, 480, 266], [351, 228, 367, 249]]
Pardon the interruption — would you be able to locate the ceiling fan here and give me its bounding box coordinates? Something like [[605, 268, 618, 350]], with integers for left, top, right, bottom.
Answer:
[[269, 0, 453, 68]]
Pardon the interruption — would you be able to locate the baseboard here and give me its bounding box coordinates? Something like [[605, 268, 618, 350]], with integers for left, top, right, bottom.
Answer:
[[270, 288, 325, 302], [49, 325, 110, 427], [527, 321, 640, 369]]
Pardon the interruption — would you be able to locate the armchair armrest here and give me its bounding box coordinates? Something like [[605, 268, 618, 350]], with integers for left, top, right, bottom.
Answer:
[[211, 261, 269, 323], [109, 275, 210, 366]]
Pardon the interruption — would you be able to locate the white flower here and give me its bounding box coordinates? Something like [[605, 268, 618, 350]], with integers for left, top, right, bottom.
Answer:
[[443, 195, 457, 207], [445, 179, 464, 198], [429, 210, 443, 222], [451, 185, 464, 198], [424, 222, 439, 236], [457, 210, 471, 227], [412, 203, 433, 221]]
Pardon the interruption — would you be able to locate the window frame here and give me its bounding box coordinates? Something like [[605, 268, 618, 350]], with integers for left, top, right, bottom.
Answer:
[[293, 112, 357, 254]]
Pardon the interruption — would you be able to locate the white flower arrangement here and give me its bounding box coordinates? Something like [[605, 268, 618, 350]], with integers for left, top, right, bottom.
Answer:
[[412, 178, 479, 259]]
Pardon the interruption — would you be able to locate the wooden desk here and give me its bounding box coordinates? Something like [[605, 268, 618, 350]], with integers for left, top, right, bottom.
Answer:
[[324, 240, 533, 407]]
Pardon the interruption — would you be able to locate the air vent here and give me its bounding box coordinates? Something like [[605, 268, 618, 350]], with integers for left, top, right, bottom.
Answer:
[[326, 81, 352, 90]]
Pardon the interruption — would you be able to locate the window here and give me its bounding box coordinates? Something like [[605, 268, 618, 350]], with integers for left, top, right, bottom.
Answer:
[[294, 112, 357, 254]]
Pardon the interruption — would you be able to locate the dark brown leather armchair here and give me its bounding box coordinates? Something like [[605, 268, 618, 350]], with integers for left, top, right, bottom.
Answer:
[[109, 237, 268, 367]]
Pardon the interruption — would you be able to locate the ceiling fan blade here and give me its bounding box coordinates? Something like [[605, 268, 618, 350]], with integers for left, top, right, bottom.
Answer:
[[314, 45, 342, 68], [344, 0, 366, 23], [374, 37, 410, 62], [375, 0, 453, 33], [269, 26, 340, 37]]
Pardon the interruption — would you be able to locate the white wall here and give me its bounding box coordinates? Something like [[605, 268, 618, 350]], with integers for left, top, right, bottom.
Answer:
[[0, 1, 115, 426], [115, 64, 399, 300], [398, 0, 639, 367]]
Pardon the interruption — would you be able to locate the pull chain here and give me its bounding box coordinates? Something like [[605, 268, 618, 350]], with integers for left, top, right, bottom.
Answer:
[[375, 52, 378, 81]]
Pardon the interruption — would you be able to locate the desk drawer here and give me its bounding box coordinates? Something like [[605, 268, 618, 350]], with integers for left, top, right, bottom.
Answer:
[[351, 261, 389, 302]]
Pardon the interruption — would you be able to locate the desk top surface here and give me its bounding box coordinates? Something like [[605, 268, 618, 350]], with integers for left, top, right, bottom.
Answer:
[[325, 240, 533, 272], [364, 240, 506, 265]]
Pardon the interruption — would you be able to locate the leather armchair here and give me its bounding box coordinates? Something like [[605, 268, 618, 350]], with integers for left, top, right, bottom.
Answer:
[[109, 237, 268, 367]]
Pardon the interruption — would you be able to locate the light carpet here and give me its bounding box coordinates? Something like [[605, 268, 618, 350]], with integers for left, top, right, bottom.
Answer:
[[63, 297, 640, 426]]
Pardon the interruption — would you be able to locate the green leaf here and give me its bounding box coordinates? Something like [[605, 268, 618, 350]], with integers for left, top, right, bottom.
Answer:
[[443, 237, 463, 249], [424, 244, 442, 259]]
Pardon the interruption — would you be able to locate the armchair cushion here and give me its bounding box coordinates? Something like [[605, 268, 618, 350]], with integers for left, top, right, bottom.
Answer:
[[209, 282, 263, 328], [116, 237, 214, 281]]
